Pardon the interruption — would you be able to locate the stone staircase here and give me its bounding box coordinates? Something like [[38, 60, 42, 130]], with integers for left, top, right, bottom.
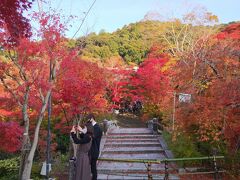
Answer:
[[97, 127, 179, 180]]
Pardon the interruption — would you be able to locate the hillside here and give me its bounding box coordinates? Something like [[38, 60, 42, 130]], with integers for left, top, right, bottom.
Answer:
[[71, 20, 224, 66], [75, 20, 171, 65]]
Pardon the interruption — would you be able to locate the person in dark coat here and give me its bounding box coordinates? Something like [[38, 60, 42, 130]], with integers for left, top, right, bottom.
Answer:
[[86, 114, 103, 180], [71, 123, 94, 180]]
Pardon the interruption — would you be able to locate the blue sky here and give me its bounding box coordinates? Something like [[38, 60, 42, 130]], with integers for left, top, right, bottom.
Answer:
[[30, 0, 240, 38]]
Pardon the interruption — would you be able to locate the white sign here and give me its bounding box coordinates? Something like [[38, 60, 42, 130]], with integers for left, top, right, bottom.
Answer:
[[40, 162, 52, 175], [179, 93, 191, 103]]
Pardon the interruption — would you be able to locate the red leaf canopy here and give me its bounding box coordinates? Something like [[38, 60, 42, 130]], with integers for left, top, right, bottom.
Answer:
[[0, 121, 23, 152], [56, 58, 108, 115]]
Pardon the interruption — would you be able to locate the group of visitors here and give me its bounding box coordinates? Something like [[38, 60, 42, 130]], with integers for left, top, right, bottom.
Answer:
[[117, 100, 143, 114], [70, 114, 102, 180]]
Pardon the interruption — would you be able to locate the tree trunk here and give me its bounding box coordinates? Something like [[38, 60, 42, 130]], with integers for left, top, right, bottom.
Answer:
[[19, 147, 30, 180], [18, 135, 31, 180], [19, 88, 31, 180], [21, 90, 51, 180]]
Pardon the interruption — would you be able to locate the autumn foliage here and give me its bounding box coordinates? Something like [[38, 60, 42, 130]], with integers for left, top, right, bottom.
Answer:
[[57, 59, 108, 114], [0, 0, 32, 44], [106, 55, 172, 120], [0, 121, 23, 152], [172, 23, 240, 152], [0, 3, 239, 178], [53, 58, 109, 134], [132, 57, 171, 104]]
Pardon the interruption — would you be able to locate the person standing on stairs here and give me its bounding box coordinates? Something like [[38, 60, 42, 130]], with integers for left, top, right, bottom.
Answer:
[[86, 114, 103, 180], [70, 123, 93, 180]]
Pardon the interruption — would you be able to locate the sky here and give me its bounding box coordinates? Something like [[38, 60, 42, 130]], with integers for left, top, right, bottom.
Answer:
[[30, 0, 240, 38]]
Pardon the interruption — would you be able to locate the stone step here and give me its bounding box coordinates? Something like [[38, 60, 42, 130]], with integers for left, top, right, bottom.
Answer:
[[98, 169, 175, 175], [107, 135, 158, 139], [98, 127, 178, 179], [101, 153, 166, 159], [108, 132, 152, 136], [103, 150, 164, 154], [97, 173, 179, 180], [103, 147, 164, 153], [104, 142, 161, 147], [98, 161, 166, 171], [110, 128, 153, 134], [106, 138, 159, 143]]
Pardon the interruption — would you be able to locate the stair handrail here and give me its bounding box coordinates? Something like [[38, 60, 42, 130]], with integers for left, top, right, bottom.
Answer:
[[98, 155, 224, 163], [98, 155, 225, 180]]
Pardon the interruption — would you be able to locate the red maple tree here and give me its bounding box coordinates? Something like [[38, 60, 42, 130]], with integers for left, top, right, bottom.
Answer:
[[0, 121, 23, 152], [172, 23, 240, 152], [0, 0, 33, 44], [54, 58, 109, 133], [0, 11, 74, 179], [130, 56, 172, 119]]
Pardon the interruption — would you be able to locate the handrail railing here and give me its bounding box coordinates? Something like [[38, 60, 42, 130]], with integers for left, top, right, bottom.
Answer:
[[98, 156, 225, 180], [98, 158, 161, 163], [99, 156, 224, 163], [162, 156, 225, 162]]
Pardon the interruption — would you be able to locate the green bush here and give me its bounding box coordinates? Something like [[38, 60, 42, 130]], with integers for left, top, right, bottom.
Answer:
[[0, 157, 49, 180], [0, 173, 18, 180], [224, 151, 240, 178], [31, 162, 42, 179], [163, 131, 203, 166], [55, 134, 70, 154], [163, 131, 202, 158], [0, 157, 19, 180], [0, 157, 19, 174], [52, 154, 68, 174]]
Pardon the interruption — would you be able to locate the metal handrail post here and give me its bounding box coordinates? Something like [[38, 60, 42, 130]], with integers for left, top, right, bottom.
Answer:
[[98, 156, 225, 178], [213, 154, 220, 180], [147, 162, 153, 180], [164, 161, 169, 180]]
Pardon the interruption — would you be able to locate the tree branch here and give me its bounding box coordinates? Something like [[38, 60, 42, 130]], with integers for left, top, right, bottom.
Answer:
[[38, 88, 44, 103], [0, 77, 23, 107]]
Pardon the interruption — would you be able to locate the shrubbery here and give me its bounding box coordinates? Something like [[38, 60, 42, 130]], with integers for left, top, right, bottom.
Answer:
[[163, 131, 202, 158], [0, 157, 19, 180]]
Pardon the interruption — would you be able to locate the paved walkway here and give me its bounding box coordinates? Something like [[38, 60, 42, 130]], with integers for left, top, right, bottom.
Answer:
[[97, 127, 179, 180]]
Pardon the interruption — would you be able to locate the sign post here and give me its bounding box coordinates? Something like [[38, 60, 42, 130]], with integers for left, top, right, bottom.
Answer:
[[172, 92, 191, 131]]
